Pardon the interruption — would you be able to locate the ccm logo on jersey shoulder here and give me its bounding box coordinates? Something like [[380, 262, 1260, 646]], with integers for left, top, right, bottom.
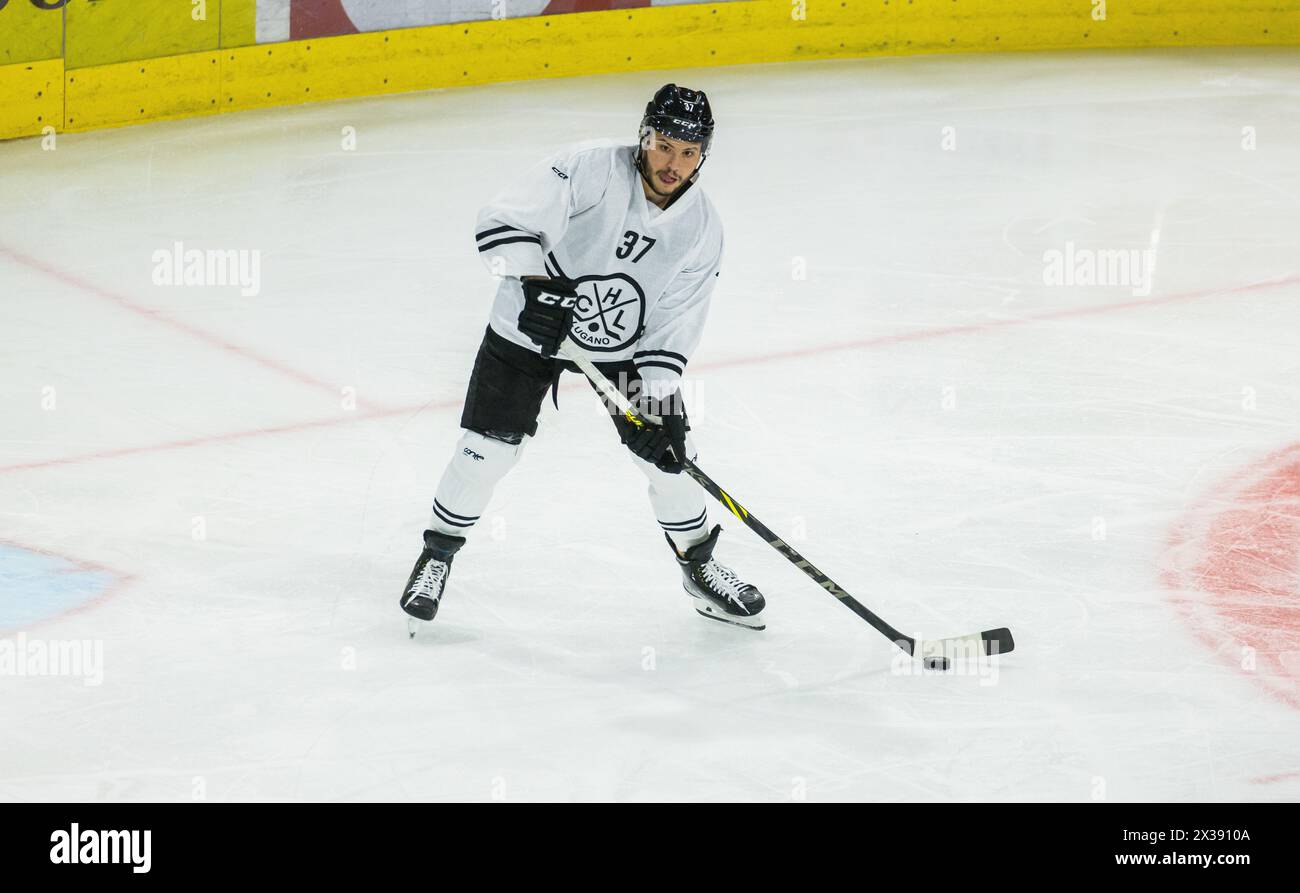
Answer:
[[551, 166, 569, 180]]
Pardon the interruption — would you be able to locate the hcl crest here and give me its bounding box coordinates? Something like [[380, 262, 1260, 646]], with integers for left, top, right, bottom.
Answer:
[[568, 273, 647, 351]]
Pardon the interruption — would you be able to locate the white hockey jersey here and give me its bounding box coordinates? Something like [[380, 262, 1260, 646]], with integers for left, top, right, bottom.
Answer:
[[474, 139, 723, 398]]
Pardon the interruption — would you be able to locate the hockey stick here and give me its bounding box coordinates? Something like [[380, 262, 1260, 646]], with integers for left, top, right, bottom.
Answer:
[[558, 341, 1014, 668]]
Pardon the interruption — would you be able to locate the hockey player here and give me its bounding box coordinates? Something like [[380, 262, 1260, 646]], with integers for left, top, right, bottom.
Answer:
[[401, 84, 765, 633]]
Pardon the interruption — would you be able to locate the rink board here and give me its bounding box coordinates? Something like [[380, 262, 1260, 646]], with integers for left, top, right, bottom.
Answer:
[[2, 1, 1300, 137], [0, 59, 63, 140]]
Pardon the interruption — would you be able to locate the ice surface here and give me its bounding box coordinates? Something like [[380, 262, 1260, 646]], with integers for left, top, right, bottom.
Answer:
[[1, 48, 1298, 801]]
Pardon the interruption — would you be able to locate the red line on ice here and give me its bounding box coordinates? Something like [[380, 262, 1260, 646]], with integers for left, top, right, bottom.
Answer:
[[690, 274, 1300, 374], [0, 244, 389, 412], [2, 274, 1296, 477], [0, 401, 456, 474]]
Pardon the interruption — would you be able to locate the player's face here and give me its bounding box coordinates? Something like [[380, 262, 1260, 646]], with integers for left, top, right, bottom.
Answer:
[[642, 132, 704, 195]]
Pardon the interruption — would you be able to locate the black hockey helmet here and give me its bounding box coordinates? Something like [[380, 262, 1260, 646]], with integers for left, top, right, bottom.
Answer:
[[639, 84, 714, 156]]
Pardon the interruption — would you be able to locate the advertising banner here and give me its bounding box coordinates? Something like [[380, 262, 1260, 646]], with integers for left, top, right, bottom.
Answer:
[[255, 0, 742, 42]]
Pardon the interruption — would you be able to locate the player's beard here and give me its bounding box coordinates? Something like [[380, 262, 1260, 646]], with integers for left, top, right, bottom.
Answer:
[[640, 159, 686, 199], [654, 171, 682, 196]]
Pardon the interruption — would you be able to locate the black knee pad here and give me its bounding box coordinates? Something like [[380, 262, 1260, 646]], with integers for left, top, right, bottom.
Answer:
[[470, 427, 527, 446]]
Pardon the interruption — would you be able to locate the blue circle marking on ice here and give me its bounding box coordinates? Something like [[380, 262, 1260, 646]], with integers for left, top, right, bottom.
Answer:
[[0, 544, 116, 629]]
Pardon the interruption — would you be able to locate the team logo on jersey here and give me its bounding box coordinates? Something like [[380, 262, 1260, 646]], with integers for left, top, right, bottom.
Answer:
[[567, 273, 647, 351]]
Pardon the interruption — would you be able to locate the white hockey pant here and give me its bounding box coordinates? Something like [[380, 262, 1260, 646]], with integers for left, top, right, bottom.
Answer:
[[427, 429, 709, 551]]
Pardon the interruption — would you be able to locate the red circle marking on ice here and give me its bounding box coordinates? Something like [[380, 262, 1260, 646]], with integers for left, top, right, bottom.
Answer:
[[1163, 442, 1300, 711]]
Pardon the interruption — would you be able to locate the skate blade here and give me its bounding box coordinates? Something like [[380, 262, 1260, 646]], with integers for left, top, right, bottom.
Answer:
[[685, 583, 765, 630], [694, 605, 765, 631], [407, 617, 424, 639]]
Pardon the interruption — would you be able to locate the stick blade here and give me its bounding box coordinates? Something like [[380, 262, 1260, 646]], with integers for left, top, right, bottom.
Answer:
[[981, 627, 1015, 656]]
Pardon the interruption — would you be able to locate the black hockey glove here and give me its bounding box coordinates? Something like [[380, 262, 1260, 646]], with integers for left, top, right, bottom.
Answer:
[[622, 395, 689, 474], [518, 276, 579, 357]]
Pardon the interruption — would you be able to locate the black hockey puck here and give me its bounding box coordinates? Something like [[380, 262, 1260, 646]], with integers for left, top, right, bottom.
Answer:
[[923, 657, 949, 671]]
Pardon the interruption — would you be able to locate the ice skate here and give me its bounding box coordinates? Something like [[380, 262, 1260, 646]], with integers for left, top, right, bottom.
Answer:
[[401, 529, 466, 637], [669, 525, 766, 630]]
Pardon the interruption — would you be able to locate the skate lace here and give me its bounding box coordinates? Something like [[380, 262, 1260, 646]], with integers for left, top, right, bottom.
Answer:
[[701, 559, 752, 601], [409, 559, 448, 600]]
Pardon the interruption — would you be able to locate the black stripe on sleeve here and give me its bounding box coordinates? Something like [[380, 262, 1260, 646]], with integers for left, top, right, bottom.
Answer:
[[477, 235, 542, 252], [634, 360, 684, 376], [634, 349, 688, 366], [475, 224, 527, 241]]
